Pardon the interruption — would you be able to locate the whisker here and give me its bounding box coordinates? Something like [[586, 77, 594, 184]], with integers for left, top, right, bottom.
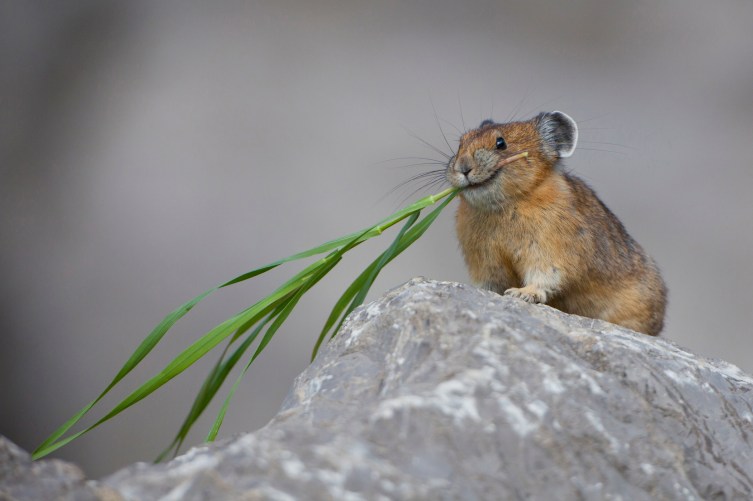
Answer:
[[457, 92, 467, 132], [375, 156, 448, 165], [398, 170, 447, 184], [506, 89, 533, 123], [404, 128, 453, 160], [572, 147, 628, 155], [380, 169, 448, 206], [396, 178, 450, 207], [578, 140, 636, 150], [439, 116, 463, 136], [385, 162, 449, 170], [519, 95, 564, 120], [430, 96, 456, 156], [575, 112, 613, 123], [548, 140, 631, 155]]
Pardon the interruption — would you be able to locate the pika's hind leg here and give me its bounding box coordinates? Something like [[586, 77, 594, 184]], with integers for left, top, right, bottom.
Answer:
[[601, 282, 666, 336]]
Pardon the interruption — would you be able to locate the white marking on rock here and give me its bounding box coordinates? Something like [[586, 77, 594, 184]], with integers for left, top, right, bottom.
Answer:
[[471, 342, 511, 381], [542, 372, 565, 394], [162, 482, 193, 501], [497, 395, 537, 436], [584, 409, 620, 453], [371, 367, 503, 426], [343, 326, 365, 348], [578, 370, 605, 396], [366, 301, 383, 317], [663, 369, 697, 386], [380, 479, 395, 493], [308, 374, 333, 395], [280, 454, 311, 481], [167, 450, 219, 478], [527, 400, 549, 419]]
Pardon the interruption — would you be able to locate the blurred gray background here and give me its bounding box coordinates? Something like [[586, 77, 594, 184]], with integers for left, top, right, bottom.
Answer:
[[2, 0, 752, 479]]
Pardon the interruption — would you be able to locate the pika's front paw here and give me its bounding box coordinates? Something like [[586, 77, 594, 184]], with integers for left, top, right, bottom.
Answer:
[[504, 286, 546, 304]]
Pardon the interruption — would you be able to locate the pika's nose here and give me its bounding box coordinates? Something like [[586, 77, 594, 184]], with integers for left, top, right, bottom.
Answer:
[[456, 157, 472, 176]]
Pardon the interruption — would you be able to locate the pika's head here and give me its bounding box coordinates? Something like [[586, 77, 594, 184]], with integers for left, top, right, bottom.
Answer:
[[446, 111, 578, 209]]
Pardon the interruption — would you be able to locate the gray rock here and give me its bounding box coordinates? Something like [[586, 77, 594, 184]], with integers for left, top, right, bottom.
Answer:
[[4, 278, 753, 500], [0, 435, 120, 501]]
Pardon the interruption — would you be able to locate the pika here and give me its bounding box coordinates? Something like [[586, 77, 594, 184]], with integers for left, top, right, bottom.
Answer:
[[446, 111, 667, 335]]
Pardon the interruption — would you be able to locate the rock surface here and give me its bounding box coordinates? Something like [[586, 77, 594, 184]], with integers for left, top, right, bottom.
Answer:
[[3, 278, 753, 500], [0, 435, 119, 501]]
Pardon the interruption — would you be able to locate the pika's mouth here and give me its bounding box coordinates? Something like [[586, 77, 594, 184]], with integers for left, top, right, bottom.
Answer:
[[465, 151, 529, 189], [467, 169, 501, 190]]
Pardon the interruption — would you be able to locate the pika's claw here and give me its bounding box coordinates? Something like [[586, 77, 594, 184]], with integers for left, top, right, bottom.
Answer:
[[504, 286, 546, 304]]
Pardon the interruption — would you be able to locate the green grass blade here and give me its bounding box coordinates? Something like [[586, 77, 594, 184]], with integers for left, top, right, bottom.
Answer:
[[36, 231, 367, 459], [33, 282, 306, 459], [202, 311, 281, 443], [45, 200, 390, 457], [253, 256, 342, 366], [34, 187, 459, 460], [155, 298, 290, 462], [33, 289, 214, 459], [309, 263, 376, 360], [216, 186, 454, 288], [350, 211, 421, 309], [387, 188, 458, 253], [205, 255, 341, 442], [205, 238, 361, 441], [310, 210, 421, 360], [314, 189, 458, 357]]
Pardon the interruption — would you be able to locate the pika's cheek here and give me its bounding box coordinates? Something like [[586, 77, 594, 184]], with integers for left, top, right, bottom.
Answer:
[[473, 149, 496, 168]]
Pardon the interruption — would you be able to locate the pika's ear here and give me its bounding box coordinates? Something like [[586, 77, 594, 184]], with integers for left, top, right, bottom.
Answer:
[[536, 111, 578, 158], [479, 119, 495, 127]]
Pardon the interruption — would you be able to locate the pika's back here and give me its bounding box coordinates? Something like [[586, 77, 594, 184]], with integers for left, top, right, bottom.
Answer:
[[447, 111, 667, 335]]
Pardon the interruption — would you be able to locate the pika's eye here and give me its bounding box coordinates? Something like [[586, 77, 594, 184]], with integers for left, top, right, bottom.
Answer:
[[495, 137, 507, 150]]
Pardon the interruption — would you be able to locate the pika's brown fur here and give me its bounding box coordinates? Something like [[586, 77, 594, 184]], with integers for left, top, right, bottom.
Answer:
[[446, 111, 667, 335]]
